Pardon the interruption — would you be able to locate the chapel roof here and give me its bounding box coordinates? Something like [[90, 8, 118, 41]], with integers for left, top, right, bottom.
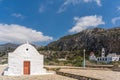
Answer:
[[13, 42, 38, 53]]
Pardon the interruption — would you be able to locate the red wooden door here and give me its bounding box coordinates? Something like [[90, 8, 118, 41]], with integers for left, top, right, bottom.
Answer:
[[23, 61, 30, 75]]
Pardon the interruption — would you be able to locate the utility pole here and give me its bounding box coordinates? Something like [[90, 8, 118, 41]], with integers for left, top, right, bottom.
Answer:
[[83, 49, 86, 68]]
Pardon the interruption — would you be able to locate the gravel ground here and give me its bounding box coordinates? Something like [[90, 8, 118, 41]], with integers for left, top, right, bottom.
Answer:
[[0, 75, 77, 80], [0, 65, 77, 80], [1, 65, 120, 80], [60, 69, 120, 80], [0, 64, 7, 75]]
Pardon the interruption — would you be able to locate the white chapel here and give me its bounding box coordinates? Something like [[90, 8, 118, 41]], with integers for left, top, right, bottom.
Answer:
[[3, 43, 48, 76]]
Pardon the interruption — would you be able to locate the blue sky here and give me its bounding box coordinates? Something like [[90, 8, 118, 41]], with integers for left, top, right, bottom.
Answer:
[[0, 0, 120, 45]]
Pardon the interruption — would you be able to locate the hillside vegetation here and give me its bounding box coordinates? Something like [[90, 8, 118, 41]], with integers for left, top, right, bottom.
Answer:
[[37, 27, 120, 66], [47, 27, 120, 55]]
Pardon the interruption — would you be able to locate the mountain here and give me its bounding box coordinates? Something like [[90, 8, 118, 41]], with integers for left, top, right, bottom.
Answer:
[[0, 43, 19, 50], [0, 43, 39, 64], [0, 43, 19, 57], [0, 43, 19, 64], [47, 27, 120, 55]]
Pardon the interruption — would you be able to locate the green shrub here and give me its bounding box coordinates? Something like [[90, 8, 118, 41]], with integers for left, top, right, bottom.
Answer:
[[72, 56, 83, 67]]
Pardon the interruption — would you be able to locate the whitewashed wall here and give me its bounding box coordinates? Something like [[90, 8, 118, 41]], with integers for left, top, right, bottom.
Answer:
[[4, 43, 47, 76]]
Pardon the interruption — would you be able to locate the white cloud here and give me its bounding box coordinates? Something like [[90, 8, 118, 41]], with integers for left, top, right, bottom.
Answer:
[[0, 24, 53, 43], [117, 6, 120, 11], [84, 0, 102, 6], [58, 0, 80, 13], [69, 15, 105, 33], [95, 0, 101, 6], [39, 5, 45, 13], [58, 0, 102, 13], [111, 17, 120, 24], [12, 13, 24, 19]]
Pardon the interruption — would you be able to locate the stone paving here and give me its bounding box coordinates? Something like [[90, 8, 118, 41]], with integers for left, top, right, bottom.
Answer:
[[60, 69, 120, 80]]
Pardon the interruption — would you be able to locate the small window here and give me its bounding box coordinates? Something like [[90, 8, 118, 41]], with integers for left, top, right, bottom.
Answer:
[[98, 58, 99, 60], [103, 58, 105, 61], [105, 58, 107, 61], [26, 48, 29, 51]]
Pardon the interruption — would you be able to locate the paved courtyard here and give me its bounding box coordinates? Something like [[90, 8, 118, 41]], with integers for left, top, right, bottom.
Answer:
[[1, 65, 120, 80], [60, 68, 120, 80]]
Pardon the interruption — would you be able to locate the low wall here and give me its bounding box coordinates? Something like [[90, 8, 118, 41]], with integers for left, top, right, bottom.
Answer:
[[86, 65, 113, 68]]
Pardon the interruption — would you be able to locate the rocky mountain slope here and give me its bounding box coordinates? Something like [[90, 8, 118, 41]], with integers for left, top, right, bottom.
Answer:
[[48, 27, 120, 55], [0, 43, 18, 51], [0, 43, 19, 63]]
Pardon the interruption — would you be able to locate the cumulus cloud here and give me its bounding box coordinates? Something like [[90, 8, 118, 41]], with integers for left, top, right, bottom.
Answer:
[[111, 17, 120, 24], [58, 0, 102, 13], [69, 15, 105, 33], [0, 24, 53, 43], [12, 13, 24, 19]]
